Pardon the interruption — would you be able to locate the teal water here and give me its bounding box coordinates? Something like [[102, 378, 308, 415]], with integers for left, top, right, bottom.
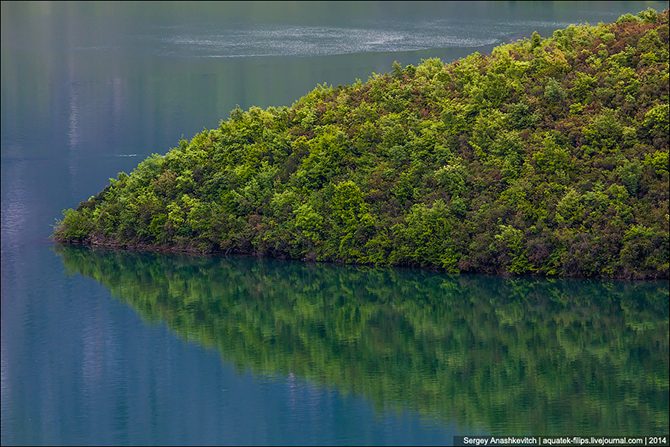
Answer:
[[2, 2, 668, 445]]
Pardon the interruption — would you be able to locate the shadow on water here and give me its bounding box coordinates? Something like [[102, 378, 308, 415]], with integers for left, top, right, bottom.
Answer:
[[56, 246, 669, 435]]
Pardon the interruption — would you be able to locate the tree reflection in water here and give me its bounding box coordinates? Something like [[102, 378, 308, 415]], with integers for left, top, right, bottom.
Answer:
[[57, 246, 669, 435]]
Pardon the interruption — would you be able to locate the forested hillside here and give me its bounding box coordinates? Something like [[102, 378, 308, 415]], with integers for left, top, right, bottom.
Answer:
[[54, 10, 669, 278]]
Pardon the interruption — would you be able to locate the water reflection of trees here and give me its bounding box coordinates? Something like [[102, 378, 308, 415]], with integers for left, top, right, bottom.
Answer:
[[57, 247, 668, 434]]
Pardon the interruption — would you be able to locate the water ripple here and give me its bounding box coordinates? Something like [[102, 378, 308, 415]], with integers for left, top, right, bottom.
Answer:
[[157, 24, 502, 58]]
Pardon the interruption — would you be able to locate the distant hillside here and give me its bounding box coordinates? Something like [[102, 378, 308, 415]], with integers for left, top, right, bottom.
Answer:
[[54, 10, 669, 279]]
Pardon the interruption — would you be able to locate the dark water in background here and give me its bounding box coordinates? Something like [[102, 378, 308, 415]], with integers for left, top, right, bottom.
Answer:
[[1, 2, 668, 445]]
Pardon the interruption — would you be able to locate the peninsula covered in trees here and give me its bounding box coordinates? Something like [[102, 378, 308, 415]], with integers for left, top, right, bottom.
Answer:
[[54, 10, 669, 279]]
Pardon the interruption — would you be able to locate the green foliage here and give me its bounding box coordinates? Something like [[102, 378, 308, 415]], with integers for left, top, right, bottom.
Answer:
[[643, 104, 670, 148], [544, 78, 567, 103], [493, 224, 533, 274], [389, 199, 459, 271], [54, 10, 670, 278], [53, 209, 94, 242]]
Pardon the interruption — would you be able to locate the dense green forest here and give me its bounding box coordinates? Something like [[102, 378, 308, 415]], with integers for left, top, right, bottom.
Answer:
[[58, 246, 669, 433], [54, 10, 669, 278]]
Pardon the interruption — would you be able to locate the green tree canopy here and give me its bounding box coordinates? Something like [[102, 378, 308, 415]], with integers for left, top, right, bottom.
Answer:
[[55, 10, 670, 279]]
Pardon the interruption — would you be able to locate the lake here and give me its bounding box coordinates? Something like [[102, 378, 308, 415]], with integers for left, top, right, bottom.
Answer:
[[2, 2, 668, 445]]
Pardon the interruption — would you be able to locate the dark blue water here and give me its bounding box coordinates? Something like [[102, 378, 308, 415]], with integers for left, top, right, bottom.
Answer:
[[2, 2, 668, 445]]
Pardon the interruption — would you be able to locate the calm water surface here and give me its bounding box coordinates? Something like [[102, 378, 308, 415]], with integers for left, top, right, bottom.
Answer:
[[2, 2, 668, 445]]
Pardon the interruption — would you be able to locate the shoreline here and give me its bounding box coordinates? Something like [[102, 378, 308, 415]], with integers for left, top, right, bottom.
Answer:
[[53, 238, 670, 281]]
